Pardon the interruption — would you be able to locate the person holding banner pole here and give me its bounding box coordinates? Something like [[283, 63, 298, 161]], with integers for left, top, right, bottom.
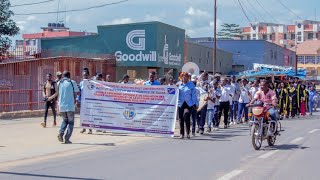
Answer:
[[79, 71, 92, 134], [178, 72, 199, 139]]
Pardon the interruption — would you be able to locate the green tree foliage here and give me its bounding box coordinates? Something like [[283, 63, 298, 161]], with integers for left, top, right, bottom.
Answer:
[[217, 23, 241, 39], [0, 0, 20, 56]]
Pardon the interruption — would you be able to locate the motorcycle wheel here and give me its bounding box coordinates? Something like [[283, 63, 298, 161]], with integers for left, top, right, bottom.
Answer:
[[251, 123, 262, 150], [267, 136, 276, 146]]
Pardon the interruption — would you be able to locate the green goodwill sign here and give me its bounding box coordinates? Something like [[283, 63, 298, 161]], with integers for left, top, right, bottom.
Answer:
[[98, 22, 185, 69]]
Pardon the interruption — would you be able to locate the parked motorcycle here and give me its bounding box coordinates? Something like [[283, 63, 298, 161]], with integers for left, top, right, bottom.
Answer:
[[249, 102, 282, 150]]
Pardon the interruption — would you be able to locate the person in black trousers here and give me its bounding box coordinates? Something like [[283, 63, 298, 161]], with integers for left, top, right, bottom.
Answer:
[[218, 78, 233, 129], [178, 72, 199, 139], [42, 73, 58, 128]]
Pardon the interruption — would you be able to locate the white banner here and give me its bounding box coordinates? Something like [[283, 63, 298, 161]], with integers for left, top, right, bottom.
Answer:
[[80, 80, 178, 137]]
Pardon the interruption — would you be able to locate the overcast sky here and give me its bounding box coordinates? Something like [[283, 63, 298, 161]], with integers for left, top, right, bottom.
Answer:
[[9, 0, 320, 40]]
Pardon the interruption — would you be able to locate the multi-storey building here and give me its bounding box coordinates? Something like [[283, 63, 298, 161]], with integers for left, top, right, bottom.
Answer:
[[296, 40, 320, 80], [241, 20, 320, 48], [20, 23, 95, 57]]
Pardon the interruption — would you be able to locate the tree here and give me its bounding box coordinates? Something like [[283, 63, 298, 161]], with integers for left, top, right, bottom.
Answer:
[[0, 0, 20, 57], [217, 23, 241, 39]]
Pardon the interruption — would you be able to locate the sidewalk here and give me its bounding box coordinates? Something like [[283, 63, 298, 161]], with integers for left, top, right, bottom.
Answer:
[[0, 115, 156, 169]]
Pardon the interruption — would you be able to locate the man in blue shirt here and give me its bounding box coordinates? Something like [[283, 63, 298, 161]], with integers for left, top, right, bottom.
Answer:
[[144, 71, 161, 86], [57, 71, 79, 144]]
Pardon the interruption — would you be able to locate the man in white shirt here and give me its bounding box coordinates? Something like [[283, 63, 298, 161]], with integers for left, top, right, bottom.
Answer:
[[219, 78, 234, 129], [238, 78, 251, 124]]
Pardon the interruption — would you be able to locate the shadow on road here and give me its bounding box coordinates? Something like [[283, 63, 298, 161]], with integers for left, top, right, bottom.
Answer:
[[0, 171, 103, 180], [0, 146, 5, 148], [73, 143, 116, 146], [263, 144, 310, 151]]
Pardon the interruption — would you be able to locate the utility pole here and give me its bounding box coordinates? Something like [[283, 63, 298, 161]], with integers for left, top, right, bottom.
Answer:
[[213, 0, 217, 74]]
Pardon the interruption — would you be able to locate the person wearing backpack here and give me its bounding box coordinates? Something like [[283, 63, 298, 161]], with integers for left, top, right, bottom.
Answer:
[[42, 73, 58, 128], [57, 71, 80, 144]]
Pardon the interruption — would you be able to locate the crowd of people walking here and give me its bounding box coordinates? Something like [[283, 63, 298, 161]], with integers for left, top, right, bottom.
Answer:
[[41, 68, 319, 142]]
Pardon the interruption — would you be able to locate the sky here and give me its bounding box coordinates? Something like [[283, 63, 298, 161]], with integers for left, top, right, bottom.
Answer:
[[9, 0, 320, 41]]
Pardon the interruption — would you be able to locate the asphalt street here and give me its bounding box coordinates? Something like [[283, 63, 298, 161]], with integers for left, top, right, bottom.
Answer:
[[1, 115, 320, 180]]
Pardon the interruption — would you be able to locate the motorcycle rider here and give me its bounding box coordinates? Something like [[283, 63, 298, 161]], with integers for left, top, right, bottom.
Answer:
[[247, 80, 278, 122]]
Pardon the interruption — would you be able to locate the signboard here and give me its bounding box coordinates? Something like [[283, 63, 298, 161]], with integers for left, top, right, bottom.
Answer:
[[80, 80, 179, 137]]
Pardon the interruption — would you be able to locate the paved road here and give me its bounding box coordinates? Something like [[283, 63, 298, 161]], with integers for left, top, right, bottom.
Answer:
[[1, 115, 320, 180]]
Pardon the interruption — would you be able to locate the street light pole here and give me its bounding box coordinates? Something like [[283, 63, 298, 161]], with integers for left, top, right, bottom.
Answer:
[[213, 0, 217, 74]]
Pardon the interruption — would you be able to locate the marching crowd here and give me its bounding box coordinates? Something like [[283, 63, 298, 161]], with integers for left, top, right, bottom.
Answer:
[[177, 72, 319, 139], [41, 68, 319, 143]]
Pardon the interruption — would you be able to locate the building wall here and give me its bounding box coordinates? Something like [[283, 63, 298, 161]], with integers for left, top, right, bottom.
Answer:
[[0, 57, 116, 112], [184, 42, 233, 75], [41, 21, 185, 80], [189, 39, 296, 71]]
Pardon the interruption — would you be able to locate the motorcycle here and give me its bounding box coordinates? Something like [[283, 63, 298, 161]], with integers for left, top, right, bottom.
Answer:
[[249, 102, 282, 150]]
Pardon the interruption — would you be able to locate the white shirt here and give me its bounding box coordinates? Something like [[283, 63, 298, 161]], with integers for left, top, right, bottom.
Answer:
[[249, 86, 260, 100], [239, 85, 250, 103], [220, 85, 233, 102], [207, 93, 216, 110]]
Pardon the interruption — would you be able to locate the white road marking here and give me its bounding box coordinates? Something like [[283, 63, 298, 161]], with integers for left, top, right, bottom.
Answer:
[[258, 150, 280, 159], [309, 129, 320, 134], [290, 137, 304, 144], [217, 170, 244, 180]]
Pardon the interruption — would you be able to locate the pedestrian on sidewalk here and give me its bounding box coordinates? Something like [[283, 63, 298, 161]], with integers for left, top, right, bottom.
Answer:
[[57, 71, 79, 144], [79, 71, 92, 134], [42, 73, 58, 128]]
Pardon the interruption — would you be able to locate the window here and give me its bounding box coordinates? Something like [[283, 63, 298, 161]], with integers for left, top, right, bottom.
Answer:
[[263, 35, 267, 40], [308, 33, 314, 40], [127, 70, 137, 79], [298, 36, 302, 41], [199, 58, 201, 64], [33, 40, 36, 46], [207, 52, 210, 58], [305, 56, 316, 64], [177, 39, 180, 47], [253, 34, 256, 38], [284, 34, 287, 40], [274, 51, 277, 59], [298, 56, 305, 64], [317, 33, 319, 39], [284, 45, 287, 48], [25, 40, 30, 45], [269, 34, 272, 40], [297, 32, 302, 35], [270, 50, 273, 59], [291, 34, 295, 40]]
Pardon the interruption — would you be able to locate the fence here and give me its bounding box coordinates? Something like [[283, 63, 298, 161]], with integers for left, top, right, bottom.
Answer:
[[0, 89, 44, 113]]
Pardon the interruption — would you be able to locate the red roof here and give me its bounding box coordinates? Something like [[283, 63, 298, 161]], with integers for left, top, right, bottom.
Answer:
[[296, 40, 320, 55]]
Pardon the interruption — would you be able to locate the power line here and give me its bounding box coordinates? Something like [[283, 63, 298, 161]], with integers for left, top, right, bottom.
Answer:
[[11, 0, 55, 7], [236, 0, 253, 26], [14, 0, 128, 15], [236, 0, 261, 39], [245, 0, 267, 22], [253, 0, 279, 23], [278, 0, 302, 20], [240, 0, 259, 22]]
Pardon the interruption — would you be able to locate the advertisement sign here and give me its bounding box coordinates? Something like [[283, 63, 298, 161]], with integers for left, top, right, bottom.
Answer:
[[80, 80, 179, 137]]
